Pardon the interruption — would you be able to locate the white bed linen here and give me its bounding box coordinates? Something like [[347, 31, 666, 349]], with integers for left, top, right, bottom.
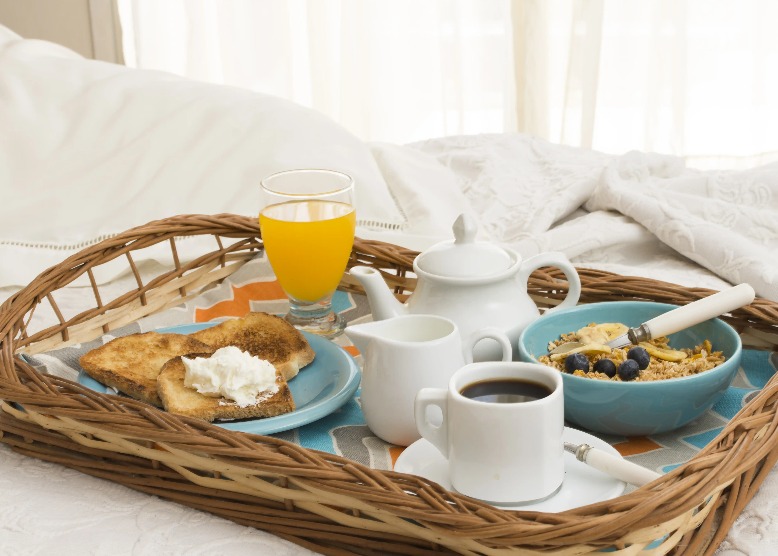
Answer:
[[2, 24, 778, 556], [0, 25, 409, 287], [2, 133, 777, 555]]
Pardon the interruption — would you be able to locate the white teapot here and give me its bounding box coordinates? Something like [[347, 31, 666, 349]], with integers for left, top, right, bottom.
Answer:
[[350, 214, 581, 361]]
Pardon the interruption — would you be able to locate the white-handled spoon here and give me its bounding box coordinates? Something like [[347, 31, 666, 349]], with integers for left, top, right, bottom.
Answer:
[[606, 283, 755, 349], [564, 442, 661, 487]]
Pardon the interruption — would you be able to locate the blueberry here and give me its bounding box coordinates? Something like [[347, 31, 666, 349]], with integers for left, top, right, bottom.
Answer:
[[593, 358, 617, 378], [618, 359, 641, 381], [627, 346, 650, 370], [564, 353, 590, 373]]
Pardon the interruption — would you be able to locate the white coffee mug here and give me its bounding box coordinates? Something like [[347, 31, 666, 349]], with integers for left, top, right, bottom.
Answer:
[[414, 361, 564, 505], [345, 315, 512, 446]]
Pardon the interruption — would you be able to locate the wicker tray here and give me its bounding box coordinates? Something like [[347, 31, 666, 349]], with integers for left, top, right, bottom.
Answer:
[[2, 213, 778, 555]]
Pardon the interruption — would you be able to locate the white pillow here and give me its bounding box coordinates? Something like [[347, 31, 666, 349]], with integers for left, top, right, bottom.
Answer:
[[0, 25, 404, 286], [368, 142, 482, 239]]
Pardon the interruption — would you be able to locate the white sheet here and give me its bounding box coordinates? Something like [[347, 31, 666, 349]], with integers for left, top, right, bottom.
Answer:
[[406, 134, 777, 301], [2, 132, 776, 555]]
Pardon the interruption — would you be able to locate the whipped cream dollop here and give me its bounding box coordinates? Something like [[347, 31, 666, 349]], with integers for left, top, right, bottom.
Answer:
[[182, 346, 279, 407]]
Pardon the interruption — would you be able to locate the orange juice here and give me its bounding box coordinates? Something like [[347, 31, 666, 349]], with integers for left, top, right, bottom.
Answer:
[[260, 200, 356, 302]]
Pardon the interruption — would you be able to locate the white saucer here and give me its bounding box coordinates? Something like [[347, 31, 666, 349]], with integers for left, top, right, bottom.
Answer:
[[394, 427, 626, 512]]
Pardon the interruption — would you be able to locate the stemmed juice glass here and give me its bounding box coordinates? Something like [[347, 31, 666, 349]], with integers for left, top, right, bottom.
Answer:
[[259, 169, 356, 338]]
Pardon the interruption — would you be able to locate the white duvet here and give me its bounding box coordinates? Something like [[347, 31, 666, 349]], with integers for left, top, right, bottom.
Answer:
[[1, 23, 777, 556], [402, 134, 778, 300]]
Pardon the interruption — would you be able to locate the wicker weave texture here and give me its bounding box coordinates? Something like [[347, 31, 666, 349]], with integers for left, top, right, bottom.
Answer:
[[1, 213, 777, 556]]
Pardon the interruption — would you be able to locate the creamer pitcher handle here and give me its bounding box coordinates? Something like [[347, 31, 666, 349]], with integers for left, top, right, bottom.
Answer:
[[517, 251, 581, 314], [464, 328, 513, 363], [415, 388, 449, 458]]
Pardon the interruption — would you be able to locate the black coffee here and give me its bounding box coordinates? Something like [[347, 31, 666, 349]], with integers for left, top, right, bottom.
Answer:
[[460, 379, 552, 404]]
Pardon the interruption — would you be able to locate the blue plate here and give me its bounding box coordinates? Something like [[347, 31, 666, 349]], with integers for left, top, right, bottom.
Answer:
[[77, 322, 361, 435]]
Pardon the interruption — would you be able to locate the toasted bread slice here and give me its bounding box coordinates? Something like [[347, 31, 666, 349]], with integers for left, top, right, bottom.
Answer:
[[191, 312, 315, 380], [79, 332, 212, 407], [157, 354, 295, 421]]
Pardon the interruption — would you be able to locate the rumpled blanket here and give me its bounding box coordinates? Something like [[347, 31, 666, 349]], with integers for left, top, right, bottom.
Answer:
[[397, 134, 778, 301]]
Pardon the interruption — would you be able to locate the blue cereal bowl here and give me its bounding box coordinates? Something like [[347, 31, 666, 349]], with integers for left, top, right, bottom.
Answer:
[[517, 301, 742, 436]]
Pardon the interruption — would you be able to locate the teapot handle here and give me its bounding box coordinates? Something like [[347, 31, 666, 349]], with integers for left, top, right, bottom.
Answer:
[[517, 252, 581, 314]]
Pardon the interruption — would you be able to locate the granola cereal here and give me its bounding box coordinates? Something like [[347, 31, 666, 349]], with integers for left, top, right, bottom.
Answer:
[[537, 322, 726, 382]]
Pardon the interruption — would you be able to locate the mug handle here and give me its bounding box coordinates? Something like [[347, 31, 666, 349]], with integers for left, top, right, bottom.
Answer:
[[517, 251, 581, 314], [464, 328, 513, 363], [415, 388, 449, 458]]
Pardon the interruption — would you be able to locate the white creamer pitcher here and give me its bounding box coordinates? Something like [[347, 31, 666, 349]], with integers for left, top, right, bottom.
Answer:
[[345, 314, 511, 446]]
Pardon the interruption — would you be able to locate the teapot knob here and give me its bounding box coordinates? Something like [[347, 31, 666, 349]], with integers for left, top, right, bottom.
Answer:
[[453, 213, 477, 245]]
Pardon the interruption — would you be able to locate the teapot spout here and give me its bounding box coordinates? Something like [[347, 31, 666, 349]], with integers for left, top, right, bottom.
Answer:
[[349, 266, 407, 321]]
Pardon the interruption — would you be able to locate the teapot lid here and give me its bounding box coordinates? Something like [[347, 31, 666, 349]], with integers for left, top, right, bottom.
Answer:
[[415, 214, 513, 277]]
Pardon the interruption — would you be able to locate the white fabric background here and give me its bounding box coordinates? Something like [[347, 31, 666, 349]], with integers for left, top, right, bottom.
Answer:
[[1, 22, 778, 556]]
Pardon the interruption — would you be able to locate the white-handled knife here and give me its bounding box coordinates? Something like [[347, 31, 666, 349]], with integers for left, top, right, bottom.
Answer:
[[606, 283, 755, 349]]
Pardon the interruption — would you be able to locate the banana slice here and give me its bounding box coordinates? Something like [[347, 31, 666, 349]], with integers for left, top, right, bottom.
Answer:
[[638, 342, 687, 362], [550, 343, 612, 361], [575, 322, 629, 345], [600, 322, 629, 340]]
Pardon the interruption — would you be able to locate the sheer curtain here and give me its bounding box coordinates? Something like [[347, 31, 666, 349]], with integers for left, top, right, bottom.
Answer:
[[118, 0, 778, 168], [118, 0, 517, 145], [529, 0, 778, 169]]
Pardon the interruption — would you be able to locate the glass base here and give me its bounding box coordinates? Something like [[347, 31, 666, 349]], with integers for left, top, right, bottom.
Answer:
[[285, 295, 345, 339]]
